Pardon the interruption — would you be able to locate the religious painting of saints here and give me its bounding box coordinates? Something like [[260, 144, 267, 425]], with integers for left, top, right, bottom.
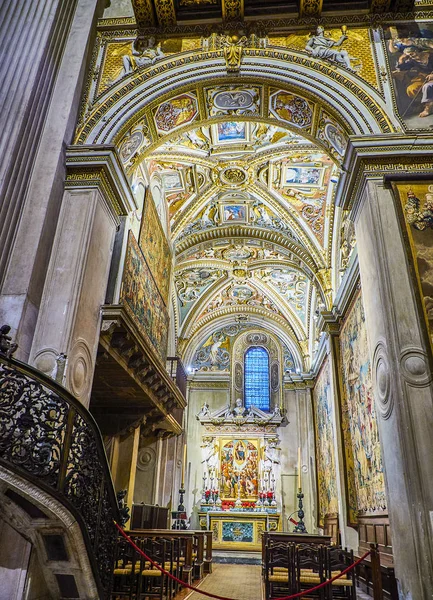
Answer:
[[394, 182, 433, 350], [121, 231, 169, 360], [312, 356, 338, 528], [220, 439, 259, 500], [269, 90, 313, 129], [139, 190, 172, 305], [339, 291, 387, 525], [384, 23, 433, 129], [221, 204, 248, 224]]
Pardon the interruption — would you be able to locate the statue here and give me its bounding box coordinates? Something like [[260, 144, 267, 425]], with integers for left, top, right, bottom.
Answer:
[[197, 402, 210, 418], [305, 26, 354, 71], [263, 439, 280, 470], [0, 325, 18, 358], [233, 398, 246, 417], [201, 438, 218, 471], [222, 35, 248, 73], [122, 37, 164, 75]]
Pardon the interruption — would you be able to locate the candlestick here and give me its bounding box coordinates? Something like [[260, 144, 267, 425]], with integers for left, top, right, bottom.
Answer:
[[181, 443, 187, 485], [297, 446, 301, 491]]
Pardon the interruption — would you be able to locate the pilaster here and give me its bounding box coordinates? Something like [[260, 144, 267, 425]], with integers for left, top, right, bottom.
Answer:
[[29, 147, 135, 407], [337, 140, 433, 599]]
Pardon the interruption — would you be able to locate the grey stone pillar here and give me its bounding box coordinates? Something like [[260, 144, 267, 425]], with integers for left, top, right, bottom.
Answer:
[[295, 386, 318, 534], [349, 169, 433, 599], [0, 0, 105, 360], [28, 147, 135, 406]]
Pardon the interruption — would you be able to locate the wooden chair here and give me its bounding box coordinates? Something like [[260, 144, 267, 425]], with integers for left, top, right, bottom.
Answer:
[[294, 543, 326, 599], [136, 537, 171, 600], [324, 546, 356, 600], [265, 541, 294, 599], [112, 536, 140, 599]]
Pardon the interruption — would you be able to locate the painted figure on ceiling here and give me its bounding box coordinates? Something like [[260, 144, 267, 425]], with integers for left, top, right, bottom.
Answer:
[[393, 45, 433, 117]]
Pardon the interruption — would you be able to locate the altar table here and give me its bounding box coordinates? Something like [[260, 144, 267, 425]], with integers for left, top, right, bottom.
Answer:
[[199, 511, 281, 551]]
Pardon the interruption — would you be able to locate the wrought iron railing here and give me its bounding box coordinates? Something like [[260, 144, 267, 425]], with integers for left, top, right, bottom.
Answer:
[[0, 352, 121, 599]]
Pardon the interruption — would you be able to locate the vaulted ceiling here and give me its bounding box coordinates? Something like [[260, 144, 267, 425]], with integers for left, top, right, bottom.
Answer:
[[129, 116, 342, 373]]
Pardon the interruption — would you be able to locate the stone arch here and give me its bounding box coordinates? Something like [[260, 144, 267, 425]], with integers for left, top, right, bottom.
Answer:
[[75, 52, 395, 150]]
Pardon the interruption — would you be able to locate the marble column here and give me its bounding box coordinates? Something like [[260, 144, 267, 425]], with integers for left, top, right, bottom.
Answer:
[[0, 0, 105, 360], [352, 177, 433, 599], [29, 147, 135, 406]]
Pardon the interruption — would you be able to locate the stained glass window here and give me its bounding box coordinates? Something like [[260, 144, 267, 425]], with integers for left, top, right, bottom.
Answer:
[[244, 346, 270, 412]]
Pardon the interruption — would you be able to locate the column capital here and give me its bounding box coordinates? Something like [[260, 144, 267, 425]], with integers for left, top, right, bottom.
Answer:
[[65, 145, 137, 221], [336, 135, 433, 216]]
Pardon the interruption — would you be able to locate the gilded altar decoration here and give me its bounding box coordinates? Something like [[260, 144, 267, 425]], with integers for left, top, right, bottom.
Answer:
[[312, 356, 338, 527], [154, 93, 198, 133], [120, 232, 169, 360], [138, 190, 172, 305], [396, 184, 433, 346], [339, 291, 387, 524], [305, 26, 361, 72], [384, 24, 433, 129]]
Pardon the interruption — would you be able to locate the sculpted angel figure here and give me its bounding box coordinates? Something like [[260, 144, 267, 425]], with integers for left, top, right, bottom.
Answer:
[[305, 26, 353, 71], [201, 438, 218, 471]]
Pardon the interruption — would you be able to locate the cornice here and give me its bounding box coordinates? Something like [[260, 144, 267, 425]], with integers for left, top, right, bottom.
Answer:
[[335, 136, 433, 217], [65, 145, 136, 219], [96, 10, 433, 35]]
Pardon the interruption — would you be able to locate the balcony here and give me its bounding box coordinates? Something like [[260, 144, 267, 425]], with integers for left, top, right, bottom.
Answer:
[[90, 306, 186, 438], [0, 347, 121, 599]]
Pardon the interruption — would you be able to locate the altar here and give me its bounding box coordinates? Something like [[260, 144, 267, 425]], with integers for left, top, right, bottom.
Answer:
[[195, 399, 285, 550], [199, 510, 281, 551]]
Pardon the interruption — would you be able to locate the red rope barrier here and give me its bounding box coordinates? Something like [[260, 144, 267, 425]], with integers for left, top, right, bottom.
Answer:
[[114, 522, 370, 600]]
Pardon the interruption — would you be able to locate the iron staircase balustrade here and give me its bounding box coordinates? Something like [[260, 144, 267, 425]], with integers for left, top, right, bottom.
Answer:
[[0, 353, 122, 600]]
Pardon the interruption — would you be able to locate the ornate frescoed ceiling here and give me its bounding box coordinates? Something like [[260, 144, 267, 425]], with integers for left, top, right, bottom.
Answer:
[[124, 107, 341, 373]]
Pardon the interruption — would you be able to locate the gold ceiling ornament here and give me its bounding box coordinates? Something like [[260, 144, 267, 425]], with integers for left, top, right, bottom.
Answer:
[[222, 0, 244, 20], [222, 34, 248, 73], [299, 0, 323, 17], [131, 0, 156, 28], [154, 0, 177, 26], [180, 0, 217, 4], [218, 165, 249, 187]]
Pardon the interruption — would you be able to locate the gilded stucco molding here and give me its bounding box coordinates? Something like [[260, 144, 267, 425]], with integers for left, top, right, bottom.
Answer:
[[65, 146, 136, 218]]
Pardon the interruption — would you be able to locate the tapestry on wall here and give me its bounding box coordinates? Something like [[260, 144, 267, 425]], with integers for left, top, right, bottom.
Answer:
[[395, 183, 433, 350], [121, 231, 169, 360], [312, 356, 338, 528], [383, 23, 433, 130], [220, 439, 259, 500], [139, 189, 172, 305], [339, 291, 387, 525]]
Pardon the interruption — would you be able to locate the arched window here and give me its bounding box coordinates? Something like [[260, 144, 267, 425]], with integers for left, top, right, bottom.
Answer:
[[244, 346, 270, 412]]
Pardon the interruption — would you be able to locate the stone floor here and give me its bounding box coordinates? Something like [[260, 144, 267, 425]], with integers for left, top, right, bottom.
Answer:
[[186, 563, 263, 600]]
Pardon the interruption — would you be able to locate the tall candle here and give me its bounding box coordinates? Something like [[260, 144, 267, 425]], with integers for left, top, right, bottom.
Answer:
[[297, 446, 301, 491], [181, 443, 187, 484]]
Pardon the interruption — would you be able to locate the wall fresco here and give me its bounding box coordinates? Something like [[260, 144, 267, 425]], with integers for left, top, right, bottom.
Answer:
[[339, 291, 387, 523], [312, 356, 339, 527], [395, 182, 433, 348], [384, 24, 433, 130], [121, 231, 169, 360], [139, 191, 172, 305]]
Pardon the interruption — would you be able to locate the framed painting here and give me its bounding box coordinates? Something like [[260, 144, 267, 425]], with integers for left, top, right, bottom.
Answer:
[[280, 165, 325, 188], [383, 23, 433, 130], [219, 438, 259, 500], [211, 121, 250, 145], [220, 204, 248, 224]]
